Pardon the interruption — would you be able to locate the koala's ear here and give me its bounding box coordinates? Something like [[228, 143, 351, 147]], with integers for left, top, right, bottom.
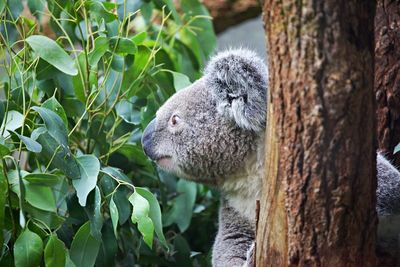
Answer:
[[204, 49, 268, 132]]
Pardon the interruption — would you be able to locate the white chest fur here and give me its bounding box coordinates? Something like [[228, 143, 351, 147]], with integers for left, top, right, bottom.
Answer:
[[222, 140, 264, 222]]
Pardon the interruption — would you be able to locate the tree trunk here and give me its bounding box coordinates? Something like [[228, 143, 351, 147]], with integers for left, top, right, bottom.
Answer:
[[255, 1, 377, 266], [375, 0, 400, 165]]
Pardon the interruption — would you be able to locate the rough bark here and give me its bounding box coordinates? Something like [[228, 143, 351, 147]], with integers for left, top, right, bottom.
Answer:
[[256, 1, 377, 266], [375, 0, 400, 165], [203, 0, 261, 33]]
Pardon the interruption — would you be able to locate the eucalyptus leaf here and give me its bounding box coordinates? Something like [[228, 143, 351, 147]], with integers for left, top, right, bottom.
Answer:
[[32, 106, 68, 147], [95, 222, 117, 267], [42, 97, 68, 127], [394, 143, 400, 155], [170, 71, 191, 91], [70, 222, 101, 267], [7, 0, 23, 19], [88, 36, 109, 66], [115, 99, 141, 125], [71, 53, 88, 103], [72, 155, 100, 206], [27, 0, 45, 21], [26, 35, 78, 76], [109, 37, 137, 55], [13, 131, 42, 153], [34, 127, 80, 179], [24, 183, 57, 212], [14, 229, 43, 267], [1, 110, 24, 137], [23, 173, 61, 187], [109, 196, 119, 237], [0, 168, 6, 246], [100, 168, 132, 225], [131, 31, 147, 44], [87, 0, 117, 23], [0, 0, 5, 14], [135, 187, 167, 248], [128, 190, 154, 248], [44, 234, 66, 267], [163, 179, 196, 232], [84, 186, 103, 241], [0, 143, 10, 158]]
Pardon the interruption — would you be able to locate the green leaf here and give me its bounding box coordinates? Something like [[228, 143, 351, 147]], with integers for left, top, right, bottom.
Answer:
[[0, 143, 10, 158], [44, 234, 66, 267], [32, 106, 68, 147], [121, 45, 152, 96], [394, 143, 400, 154], [72, 53, 88, 103], [100, 167, 132, 225], [33, 127, 80, 179], [115, 99, 141, 125], [117, 143, 148, 165], [163, 179, 196, 232], [14, 229, 43, 267], [84, 186, 103, 241], [88, 36, 109, 67], [87, 1, 117, 23], [0, 167, 6, 246], [131, 31, 147, 44], [0, 0, 5, 14], [70, 222, 101, 267], [128, 190, 154, 248], [173, 234, 192, 267], [1, 110, 24, 137], [65, 251, 76, 267], [135, 187, 167, 248], [109, 37, 137, 55], [27, 0, 45, 21], [95, 222, 117, 267], [25, 183, 57, 212], [42, 97, 68, 127], [109, 196, 119, 238], [170, 71, 191, 91], [117, 0, 142, 20], [13, 132, 42, 153], [72, 155, 100, 206], [26, 35, 78, 76], [180, 0, 216, 58], [23, 173, 61, 187], [8, 0, 23, 19]]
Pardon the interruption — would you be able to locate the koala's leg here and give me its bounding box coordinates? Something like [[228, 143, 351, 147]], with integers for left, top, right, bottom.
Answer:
[[212, 200, 255, 267]]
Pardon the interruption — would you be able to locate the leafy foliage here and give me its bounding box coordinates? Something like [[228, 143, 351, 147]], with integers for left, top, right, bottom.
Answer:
[[0, 0, 219, 266]]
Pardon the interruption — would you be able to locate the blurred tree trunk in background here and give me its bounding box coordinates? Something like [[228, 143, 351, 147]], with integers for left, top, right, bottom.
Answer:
[[256, 1, 377, 266], [375, 0, 400, 164], [203, 0, 261, 33]]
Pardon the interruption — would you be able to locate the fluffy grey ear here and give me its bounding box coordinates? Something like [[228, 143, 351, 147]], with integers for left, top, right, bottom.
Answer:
[[204, 49, 268, 132]]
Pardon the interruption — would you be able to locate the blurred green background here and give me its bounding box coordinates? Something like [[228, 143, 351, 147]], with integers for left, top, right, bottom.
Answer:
[[0, 1, 264, 266]]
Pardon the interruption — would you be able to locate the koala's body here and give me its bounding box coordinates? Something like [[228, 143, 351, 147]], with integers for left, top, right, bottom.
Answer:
[[141, 49, 400, 266]]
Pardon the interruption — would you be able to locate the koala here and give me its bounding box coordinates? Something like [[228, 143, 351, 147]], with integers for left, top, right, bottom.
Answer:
[[141, 49, 400, 266]]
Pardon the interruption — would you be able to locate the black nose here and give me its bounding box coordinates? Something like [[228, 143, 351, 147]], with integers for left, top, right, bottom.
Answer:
[[141, 118, 157, 160]]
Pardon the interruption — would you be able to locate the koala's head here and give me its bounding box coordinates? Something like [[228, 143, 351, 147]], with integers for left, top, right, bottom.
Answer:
[[141, 49, 268, 185]]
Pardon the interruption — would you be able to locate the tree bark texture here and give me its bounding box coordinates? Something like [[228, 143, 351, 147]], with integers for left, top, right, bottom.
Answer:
[[375, 0, 400, 165], [256, 1, 377, 266]]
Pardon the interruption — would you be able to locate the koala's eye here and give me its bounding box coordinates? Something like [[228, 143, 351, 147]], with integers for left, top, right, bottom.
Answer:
[[170, 114, 181, 126]]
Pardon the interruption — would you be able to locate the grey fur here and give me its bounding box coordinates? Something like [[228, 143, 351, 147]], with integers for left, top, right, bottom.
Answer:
[[204, 49, 268, 132], [141, 49, 400, 266], [377, 154, 400, 216]]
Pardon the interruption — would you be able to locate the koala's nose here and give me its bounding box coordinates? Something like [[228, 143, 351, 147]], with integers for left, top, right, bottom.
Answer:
[[141, 118, 157, 160]]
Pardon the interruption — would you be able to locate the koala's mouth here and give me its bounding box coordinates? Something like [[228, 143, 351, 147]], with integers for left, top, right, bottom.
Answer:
[[155, 156, 173, 168]]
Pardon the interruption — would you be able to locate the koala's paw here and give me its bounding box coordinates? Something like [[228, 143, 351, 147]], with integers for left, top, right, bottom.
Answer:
[[242, 242, 255, 267]]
